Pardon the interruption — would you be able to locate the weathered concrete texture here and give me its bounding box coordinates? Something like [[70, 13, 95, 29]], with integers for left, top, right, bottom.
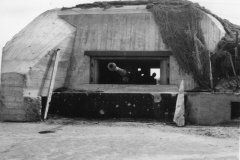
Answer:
[[2, 9, 76, 74], [0, 97, 41, 122], [49, 92, 177, 120], [187, 92, 240, 125], [23, 97, 41, 121], [0, 73, 42, 122]]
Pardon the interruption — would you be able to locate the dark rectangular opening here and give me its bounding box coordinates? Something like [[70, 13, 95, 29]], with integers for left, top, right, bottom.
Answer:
[[231, 102, 240, 119], [98, 59, 160, 85], [87, 51, 171, 85]]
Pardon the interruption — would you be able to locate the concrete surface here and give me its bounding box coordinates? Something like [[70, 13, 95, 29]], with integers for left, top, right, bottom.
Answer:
[[0, 118, 239, 160]]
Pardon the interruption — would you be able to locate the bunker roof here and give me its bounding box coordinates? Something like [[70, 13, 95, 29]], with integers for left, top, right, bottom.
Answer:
[[62, 0, 240, 42]]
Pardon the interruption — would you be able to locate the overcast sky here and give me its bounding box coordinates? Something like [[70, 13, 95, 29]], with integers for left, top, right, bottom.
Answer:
[[0, 0, 240, 54]]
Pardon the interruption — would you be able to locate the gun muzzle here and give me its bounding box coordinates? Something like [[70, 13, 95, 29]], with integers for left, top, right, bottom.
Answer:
[[108, 63, 127, 75]]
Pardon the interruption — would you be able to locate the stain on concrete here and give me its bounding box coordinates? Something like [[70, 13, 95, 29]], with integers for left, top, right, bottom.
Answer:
[[152, 93, 162, 103]]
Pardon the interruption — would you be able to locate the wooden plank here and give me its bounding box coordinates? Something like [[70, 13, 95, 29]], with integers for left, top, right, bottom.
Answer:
[[44, 50, 61, 119], [173, 80, 185, 126], [209, 51, 213, 89]]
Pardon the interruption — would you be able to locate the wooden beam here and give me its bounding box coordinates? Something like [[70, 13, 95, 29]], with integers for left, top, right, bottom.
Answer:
[[43, 49, 61, 120], [85, 51, 172, 57]]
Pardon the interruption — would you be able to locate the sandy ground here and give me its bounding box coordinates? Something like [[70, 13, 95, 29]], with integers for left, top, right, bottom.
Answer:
[[0, 117, 239, 160]]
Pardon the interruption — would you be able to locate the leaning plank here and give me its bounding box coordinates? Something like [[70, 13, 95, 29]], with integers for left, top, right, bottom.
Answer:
[[173, 80, 185, 126], [43, 49, 61, 120]]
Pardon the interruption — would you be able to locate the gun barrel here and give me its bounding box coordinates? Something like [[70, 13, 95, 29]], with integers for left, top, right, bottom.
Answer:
[[108, 63, 127, 75]]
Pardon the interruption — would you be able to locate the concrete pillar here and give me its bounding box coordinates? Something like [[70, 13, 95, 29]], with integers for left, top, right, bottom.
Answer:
[[160, 59, 168, 85]]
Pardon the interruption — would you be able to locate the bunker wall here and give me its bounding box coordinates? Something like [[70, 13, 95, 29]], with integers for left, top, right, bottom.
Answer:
[[187, 92, 240, 125], [59, 11, 198, 90], [0, 73, 41, 121]]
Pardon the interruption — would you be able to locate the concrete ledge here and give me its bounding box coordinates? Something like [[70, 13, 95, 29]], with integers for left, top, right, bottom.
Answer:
[[67, 84, 179, 93], [49, 92, 177, 120]]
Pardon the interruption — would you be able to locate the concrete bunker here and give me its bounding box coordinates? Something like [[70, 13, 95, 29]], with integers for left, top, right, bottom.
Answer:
[[0, 1, 239, 125]]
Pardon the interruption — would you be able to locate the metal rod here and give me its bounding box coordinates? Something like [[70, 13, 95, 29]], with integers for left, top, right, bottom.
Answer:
[[208, 51, 213, 89], [236, 31, 238, 58]]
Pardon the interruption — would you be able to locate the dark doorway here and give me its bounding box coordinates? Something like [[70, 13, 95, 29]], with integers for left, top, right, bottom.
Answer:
[[231, 102, 240, 119]]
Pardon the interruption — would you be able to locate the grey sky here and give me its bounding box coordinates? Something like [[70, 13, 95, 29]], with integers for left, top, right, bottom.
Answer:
[[0, 0, 240, 54]]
